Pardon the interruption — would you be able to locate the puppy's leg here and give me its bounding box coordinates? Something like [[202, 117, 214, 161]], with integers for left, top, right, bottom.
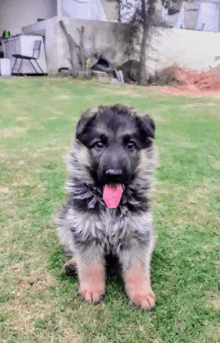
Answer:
[[76, 244, 105, 304], [119, 233, 156, 311], [124, 259, 155, 311]]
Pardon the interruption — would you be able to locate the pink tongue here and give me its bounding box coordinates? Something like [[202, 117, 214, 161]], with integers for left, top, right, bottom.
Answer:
[[103, 184, 123, 208]]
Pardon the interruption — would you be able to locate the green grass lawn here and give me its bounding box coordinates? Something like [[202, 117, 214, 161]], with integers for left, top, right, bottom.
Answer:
[[0, 77, 219, 343]]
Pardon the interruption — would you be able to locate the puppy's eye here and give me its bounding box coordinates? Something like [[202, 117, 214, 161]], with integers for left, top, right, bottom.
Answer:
[[94, 141, 104, 150], [127, 141, 136, 150]]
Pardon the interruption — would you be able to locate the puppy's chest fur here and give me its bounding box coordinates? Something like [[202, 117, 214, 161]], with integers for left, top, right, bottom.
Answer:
[[68, 206, 152, 254]]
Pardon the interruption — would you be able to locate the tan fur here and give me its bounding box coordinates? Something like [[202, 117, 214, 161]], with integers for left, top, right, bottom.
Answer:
[[124, 263, 155, 311], [137, 150, 147, 171], [78, 260, 105, 303]]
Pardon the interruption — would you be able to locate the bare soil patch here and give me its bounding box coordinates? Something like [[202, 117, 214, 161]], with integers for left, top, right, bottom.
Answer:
[[147, 66, 220, 97]]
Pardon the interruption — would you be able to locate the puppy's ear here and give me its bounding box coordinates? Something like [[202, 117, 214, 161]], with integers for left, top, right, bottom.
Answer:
[[136, 114, 155, 147], [76, 115, 95, 142], [76, 108, 98, 141], [76, 116, 89, 139]]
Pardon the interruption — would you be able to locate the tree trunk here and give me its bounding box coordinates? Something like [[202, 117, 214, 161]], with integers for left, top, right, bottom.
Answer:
[[59, 20, 80, 74], [77, 26, 86, 71], [138, 0, 155, 86], [117, 0, 121, 22]]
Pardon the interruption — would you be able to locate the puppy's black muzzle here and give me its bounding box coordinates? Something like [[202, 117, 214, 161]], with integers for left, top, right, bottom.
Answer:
[[105, 169, 123, 185]]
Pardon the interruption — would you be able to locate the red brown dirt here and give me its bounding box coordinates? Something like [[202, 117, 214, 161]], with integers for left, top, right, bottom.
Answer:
[[147, 66, 220, 97]]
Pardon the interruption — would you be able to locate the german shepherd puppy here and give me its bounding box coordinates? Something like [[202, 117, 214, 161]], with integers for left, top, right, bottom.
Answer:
[[54, 104, 157, 311]]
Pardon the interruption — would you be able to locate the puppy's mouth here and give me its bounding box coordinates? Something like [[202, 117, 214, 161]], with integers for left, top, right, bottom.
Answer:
[[103, 184, 123, 209]]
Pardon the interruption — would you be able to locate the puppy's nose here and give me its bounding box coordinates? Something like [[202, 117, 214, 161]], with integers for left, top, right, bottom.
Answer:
[[106, 169, 122, 176], [106, 169, 122, 184]]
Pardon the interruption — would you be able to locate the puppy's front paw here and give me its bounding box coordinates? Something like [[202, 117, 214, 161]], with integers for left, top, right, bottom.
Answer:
[[124, 266, 155, 311], [79, 284, 105, 304], [79, 260, 105, 304], [128, 288, 155, 311]]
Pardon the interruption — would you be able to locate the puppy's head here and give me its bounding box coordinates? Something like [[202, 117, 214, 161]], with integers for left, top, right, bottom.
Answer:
[[75, 104, 155, 208]]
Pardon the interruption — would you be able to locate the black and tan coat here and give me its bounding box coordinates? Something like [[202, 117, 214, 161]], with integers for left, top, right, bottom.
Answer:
[[54, 104, 157, 311]]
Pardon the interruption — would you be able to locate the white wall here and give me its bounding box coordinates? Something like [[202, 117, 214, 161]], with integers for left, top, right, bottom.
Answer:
[[0, 0, 57, 35], [22, 17, 220, 74], [146, 27, 220, 74]]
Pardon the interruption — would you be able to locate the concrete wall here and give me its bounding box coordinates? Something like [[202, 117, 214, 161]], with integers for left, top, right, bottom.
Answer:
[[146, 27, 220, 74], [22, 16, 220, 75], [0, 0, 57, 35], [56, 17, 128, 70], [22, 16, 128, 73]]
